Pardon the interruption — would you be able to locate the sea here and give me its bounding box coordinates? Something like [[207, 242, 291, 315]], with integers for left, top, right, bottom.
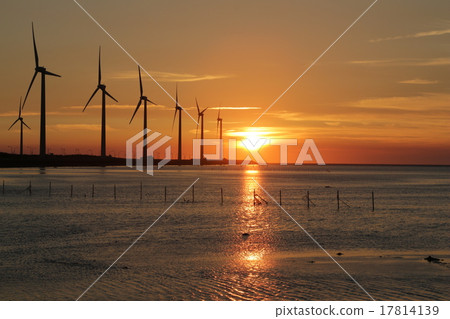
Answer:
[[0, 165, 449, 300]]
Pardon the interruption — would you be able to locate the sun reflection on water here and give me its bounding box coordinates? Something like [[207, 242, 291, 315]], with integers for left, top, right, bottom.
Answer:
[[233, 171, 274, 271]]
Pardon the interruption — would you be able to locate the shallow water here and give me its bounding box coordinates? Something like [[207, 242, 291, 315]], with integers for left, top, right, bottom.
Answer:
[[0, 165, 449, 300]]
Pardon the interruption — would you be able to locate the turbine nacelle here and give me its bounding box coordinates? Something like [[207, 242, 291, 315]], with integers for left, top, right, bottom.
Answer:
[[129, 66, 157, 124]]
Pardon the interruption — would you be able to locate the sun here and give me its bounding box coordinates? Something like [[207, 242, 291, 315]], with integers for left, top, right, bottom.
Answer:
[[227, 129, 272, 151]]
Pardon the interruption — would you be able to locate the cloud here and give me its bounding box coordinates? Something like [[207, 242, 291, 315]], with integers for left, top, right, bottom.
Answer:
[[349, 57, 450, 67], [414, 57, 450, 66], [398, 79, 438, 85], [48, 124, 115, 131], [62, 104, 168, 110], [349, 59, 396, 66], [350, 93, 450, 112], [208, 106, 261, 110], [266, 110, 304, 122], [370, 28, 450, 43], [0, 111, 63, 117], [112, 70, 233, 82]]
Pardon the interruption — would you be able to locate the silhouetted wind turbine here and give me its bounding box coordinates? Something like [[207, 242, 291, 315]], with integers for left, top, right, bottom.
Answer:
[[195, 98, 208, 161], [216, 108, 223, 139], [8, 97, 31, 156], [129, 66, 156, 165], [171, 85, 182, 162], [22, 23, 61, 157], [83, 47, 118, 158], [216, 108, 223, 160]]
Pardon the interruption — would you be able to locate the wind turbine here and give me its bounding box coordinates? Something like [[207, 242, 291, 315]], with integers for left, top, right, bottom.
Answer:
[[129, 66, 156, 165], [216, 108, 223, 139], [83, 47, 118, 158], [216, 108, 223, 160], [22, 22, 61, 157], [195, 98, 208, 161], [8, 97, 31, 156], [171, 85, 182, 162]]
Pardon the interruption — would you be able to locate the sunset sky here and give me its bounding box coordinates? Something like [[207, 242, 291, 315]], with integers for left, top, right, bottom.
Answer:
[[1, 0, 450, 164]]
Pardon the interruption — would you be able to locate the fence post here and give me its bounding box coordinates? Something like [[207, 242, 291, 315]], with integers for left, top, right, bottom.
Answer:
[[307, 190, 310, 209], [337, 190, 340, 211], [372, 191, 375, 212]]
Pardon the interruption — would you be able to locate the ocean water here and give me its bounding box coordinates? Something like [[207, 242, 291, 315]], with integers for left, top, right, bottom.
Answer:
[[0, 165, 449, 300]]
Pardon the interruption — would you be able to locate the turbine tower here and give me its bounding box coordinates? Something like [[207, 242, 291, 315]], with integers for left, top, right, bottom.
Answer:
[[171, 85, 182, 162], [129, 66, 156, 165], [22, 23, 61, 157], [216, 108, 223, 160], [83, 47, 118, 158], [8, 97, 31, 156], [195, 98, 208, 161]]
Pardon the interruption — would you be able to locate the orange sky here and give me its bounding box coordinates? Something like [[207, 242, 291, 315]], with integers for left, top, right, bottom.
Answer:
[[1, 0, 450, 164]]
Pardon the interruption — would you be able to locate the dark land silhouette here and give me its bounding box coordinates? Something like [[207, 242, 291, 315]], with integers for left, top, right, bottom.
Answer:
[[0, 152, 230, 168]]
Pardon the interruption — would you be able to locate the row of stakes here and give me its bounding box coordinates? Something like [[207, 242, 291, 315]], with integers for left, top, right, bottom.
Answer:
[[2, 180, 376, 211]]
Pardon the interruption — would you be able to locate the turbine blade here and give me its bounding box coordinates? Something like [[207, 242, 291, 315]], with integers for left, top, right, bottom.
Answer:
[[146, 97, 156, 105], [104, 90, 118, 102], [195, 115, 200, 138], [22, 71, 38, 109], [98, 46, 102, 85], [138, 66, 143, 97], [196, 98, 200, 114], [216, 119, 219, 134], [171, 108, 177, 131], [175, 84, 179, 107], [18, 97, 22, 117], [129, 98, 142, 124], [8, 119, 19, 131], [218, 108, 221, 119], [83, 87, 99, 111], [22, 120, 31, 130], [32, 22, 39, 67], [44, 70, 61, 77], [202, 107, 208, 113]]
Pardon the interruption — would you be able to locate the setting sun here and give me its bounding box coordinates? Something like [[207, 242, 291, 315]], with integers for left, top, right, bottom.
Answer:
[[227, 129, 273, 151]]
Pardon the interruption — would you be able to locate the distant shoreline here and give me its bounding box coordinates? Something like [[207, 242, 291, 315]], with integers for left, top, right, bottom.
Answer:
[[0, 153, 448, 168]]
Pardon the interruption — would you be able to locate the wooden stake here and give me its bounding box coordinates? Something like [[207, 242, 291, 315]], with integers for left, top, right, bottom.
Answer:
[[92, 184, 95, 198], [140, 182, 143, 200], [307, 190, 310, 209], [70, 185, 73, 198], [253, 189, 256, 206], [221, 187, 223, 205], [164, 186, 167, 203], [372, 191, 375, 212], [29, 181, 32, 196], [48, 182, 52, 197], [114, 184, 117, 200], [2, 180, 4, 195], [192, 185, 195, 203], [337, 190, 340, 211]]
